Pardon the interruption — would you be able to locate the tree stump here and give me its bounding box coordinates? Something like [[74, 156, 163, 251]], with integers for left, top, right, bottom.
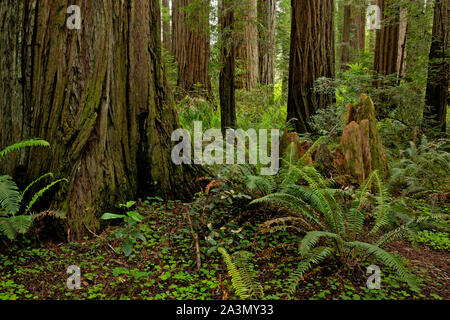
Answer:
[[338, 94, 389, 183]]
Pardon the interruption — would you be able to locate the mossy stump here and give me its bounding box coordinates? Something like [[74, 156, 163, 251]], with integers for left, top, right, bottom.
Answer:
[[339, 94, 389, 183]]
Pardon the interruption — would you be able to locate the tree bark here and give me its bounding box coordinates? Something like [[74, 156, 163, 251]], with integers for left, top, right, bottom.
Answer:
[[172, 0, 212, 98], [162, 0, 172, 51], [0, 0, 200, 239], [287, 0, 335, 133], [341, 3, 366, 70], [374, 0, 400, 84], [235, 0, 259, 90], [258, 0, 276, 86], [425, 0, 449, 132], [219, 0, 237, 133]]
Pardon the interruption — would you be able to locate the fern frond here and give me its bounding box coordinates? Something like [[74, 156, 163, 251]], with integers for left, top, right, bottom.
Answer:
[[0, 139, 50, 158], [232, 251, 264, 298], [346, 241, 418, 291], [246, 175, 276, 196], [285, 246, 334, 297], [20, 173, 54, 203], [250, 193, 324, 229], [25, 178, 68, 214], [0, 175, 21, 215], [299, 231, 343, 257], [218, 247, 251, 299]]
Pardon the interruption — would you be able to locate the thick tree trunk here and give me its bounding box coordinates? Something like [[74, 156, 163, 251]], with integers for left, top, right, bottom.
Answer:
[[0, 0, 200, 239], [172, 0, 212, 98], [287, 0, 335, 133], [162, 0, 172, 51], [425, 0, 449, 132], [374, 0, 400, 84], [219, 0, 236, 133], [235, 0, 259, 90], [258, 0, 276, 86]]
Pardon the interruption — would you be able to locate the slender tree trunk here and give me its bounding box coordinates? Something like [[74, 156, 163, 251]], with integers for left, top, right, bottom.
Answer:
[[425, 0, 449, 132], [235, 0, 259, 90], [287, 0, 335, 133], [0, 0, 200, 239], [397, 8, 408, 80], [258, 0, 276, 86], [219, 0, 236, 133], [172, 0, 212, 98], [162, 0, 172, 51]]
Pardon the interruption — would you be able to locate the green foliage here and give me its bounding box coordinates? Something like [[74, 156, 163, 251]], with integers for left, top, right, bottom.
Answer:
[[388, 137, 450, 195], [0, 140, 67, 240], [101, 201, 146, 257], [0, 139, 50, 159], [218, 247, 263, 299], [415, 230, 450, 251], [251, 163, 428, 296]]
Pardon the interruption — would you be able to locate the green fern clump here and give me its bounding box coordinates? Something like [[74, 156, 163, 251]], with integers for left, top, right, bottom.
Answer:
[[250, 164, 440, 297], [388, 137, 450, 195], [0, 140, 67, 240]]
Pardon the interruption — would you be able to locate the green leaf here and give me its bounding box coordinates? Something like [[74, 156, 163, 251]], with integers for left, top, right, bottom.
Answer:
[[101, 213, 126, 220], [122, 239, 134, 257], [126, 211, 144, 222]]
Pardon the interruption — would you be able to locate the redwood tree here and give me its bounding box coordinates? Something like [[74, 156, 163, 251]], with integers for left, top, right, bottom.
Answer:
[[0, 0, 199, 239], [172, 0, 212, 98], [374, 0, 401, 85], [235, 0, 259, 90], [287, 0, 335, 133], [162, 0, 172, 51], [258, 0, 276, 86], [425, 0, 449, 132], [219, 0, 237, 133], [341, 3, 366, 69]]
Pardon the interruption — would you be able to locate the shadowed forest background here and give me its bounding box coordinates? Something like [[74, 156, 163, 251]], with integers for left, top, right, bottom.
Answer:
[[0, 0, 448, 301]]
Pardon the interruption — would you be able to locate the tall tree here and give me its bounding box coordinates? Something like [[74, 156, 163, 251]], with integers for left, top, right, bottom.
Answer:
[[162, 0, 172, 51], [287, 0, 336, 133], [0, 0, 199, 239], [235, 0, 259, 90], [219, 0, 237, 133], [425, 0, 449, 132], [341, 2, 366, 69], [258, 0, 276, 85], [374, 0, 401, 86], [171, 0, 212, 98]]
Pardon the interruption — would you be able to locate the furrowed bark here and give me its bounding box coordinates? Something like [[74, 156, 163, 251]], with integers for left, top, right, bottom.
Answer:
[[0, 0, 201, 239]]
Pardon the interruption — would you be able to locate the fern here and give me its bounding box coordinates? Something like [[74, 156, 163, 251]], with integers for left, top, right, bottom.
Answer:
[[0, 175, 21, 215], [25, 178, 68, 214], [0, 139, 50, 159], [218, 247, 252, 299]]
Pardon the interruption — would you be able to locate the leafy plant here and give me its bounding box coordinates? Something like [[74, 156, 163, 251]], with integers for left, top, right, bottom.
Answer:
[[218, 247, 263, 299], [251, 165, 429, 296], [388, 137, 450, 195], [0, 140, 67, 240], [101, 201, 146, 257]]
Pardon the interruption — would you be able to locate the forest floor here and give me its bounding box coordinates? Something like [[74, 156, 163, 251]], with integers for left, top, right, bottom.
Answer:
[[0, 194, 449, 301]]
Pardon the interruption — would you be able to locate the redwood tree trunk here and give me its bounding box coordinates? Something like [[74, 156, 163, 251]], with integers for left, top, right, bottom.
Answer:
[[374, 0, 400, 84], [425, 0, 449, 132], [287, 0, 335, 133], [235, 0, 259, 90], [172, 0, 212, 98], [219, 0, 237, 133], [258, 0, 276, 86], [162, 0, 172, 51], [341, 4, 366, 70], [0, 0, 200, 239]]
